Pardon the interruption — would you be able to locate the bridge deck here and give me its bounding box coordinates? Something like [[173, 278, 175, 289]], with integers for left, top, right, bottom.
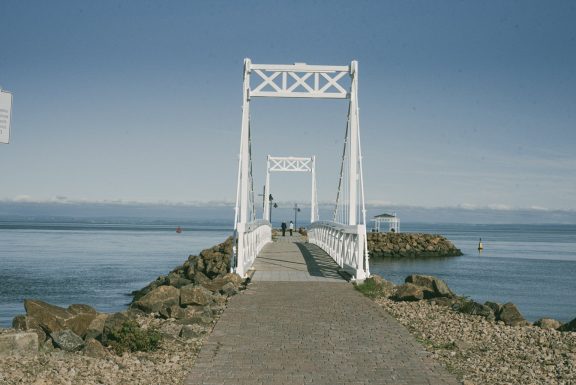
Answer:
[[184, 237, 459, 385], [250, 234, 344, 282]]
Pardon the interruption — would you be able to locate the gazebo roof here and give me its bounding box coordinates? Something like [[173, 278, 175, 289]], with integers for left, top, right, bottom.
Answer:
[[374, 213, 397, 219]]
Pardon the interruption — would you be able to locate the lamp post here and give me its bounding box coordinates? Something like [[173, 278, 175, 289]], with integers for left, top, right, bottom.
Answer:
[[293, 203, 301, 230], [269, 194, 278, 225]]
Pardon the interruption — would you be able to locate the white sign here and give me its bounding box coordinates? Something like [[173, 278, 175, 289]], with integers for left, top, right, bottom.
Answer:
[[0, 90, 13, 144]]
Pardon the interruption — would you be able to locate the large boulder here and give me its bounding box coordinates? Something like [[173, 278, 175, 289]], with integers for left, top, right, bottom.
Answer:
[[535, 318, 562, 330], [12, 315, 47, 342], [392, 283, 424, 301], [50, 329, 84, 352], [64, 305, 98, 338], [0, 332, 38, 355], [23, 299, 72, 334], [453, 300, 495, 321], [22, 300, 98, 337], [133, 285, 180, 314], [222, 273, 244, 287], [220, 282, 239, 297], [498, 303, 529, 326], [558, 317, 576, 332], [159, 304, 187, 320], [201, 276, 229, 293], [85, 313, 109, 340], [404, 275, 454, 298], [359, 275, 396, 298], [180, 285, 213, 306]]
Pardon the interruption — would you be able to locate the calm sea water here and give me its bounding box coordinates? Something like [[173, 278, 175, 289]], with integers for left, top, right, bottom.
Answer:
[[0, 221, 575, 327], [370, 223, 576, 323], [0, 220, 231, 327]]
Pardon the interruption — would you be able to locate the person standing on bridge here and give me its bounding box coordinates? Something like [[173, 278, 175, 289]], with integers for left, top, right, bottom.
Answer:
[[281, 222, 287, 236], [289, 221, 294, 236]]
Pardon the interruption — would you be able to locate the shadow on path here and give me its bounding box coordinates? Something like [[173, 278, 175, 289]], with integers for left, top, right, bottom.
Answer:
[[295, 242, 342, 280]]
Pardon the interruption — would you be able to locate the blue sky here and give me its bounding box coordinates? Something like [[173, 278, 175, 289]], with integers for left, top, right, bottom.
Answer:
[[1, 0, 575, 218]]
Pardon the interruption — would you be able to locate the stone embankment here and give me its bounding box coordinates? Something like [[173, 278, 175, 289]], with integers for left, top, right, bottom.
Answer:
[[367, 232, 463, 258], [0, 237, 245, 385], [359, 275, 576, 385]]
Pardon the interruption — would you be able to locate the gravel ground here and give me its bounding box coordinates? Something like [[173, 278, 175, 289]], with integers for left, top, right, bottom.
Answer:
[[376, 297, 576, 385], [0, 315, 211, 385]]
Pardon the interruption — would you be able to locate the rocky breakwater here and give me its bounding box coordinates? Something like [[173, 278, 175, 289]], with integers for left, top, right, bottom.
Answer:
[[1, 237, 246, 385], [357, 274, 576, 385], [367, 232, 463, 258]]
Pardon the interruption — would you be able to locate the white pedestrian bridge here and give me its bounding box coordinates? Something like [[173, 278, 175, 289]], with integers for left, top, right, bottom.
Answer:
[[232, 59, 370, 281]]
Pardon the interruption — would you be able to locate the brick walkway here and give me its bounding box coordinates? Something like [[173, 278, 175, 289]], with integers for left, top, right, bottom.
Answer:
[[250, 234, 344, 282], [184, 238, 460, 385]]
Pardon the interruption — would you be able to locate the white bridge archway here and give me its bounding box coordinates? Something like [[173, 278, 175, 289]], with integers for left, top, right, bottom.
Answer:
[[233, 59, 370, 280], [263, 155, 318, 224]]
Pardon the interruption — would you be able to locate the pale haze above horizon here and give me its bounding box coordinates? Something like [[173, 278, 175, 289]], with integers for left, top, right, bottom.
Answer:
[[1, 1, 575, 215]]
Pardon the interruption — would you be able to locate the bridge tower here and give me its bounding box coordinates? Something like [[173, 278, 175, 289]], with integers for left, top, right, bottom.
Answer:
[[263, 155, 318, 224]]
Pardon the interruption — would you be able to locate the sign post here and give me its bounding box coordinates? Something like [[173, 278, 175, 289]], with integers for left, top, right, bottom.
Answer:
[[0, 89, 13, 144]]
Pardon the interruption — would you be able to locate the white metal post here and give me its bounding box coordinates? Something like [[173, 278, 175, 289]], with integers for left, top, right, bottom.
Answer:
[[263, 155, 271, 221], [348, 61, 359, 225], [239, 59, 252, 224], [311, 156, 317, 223]]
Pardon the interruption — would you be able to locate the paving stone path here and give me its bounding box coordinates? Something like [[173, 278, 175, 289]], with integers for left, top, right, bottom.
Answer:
[[184, 237, 460, 385]]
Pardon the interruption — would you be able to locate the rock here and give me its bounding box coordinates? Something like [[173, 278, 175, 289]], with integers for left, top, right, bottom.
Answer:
[[405, 275, 454, 298], [23, 299, 98, 337], [367, 233, 462, 258], [364, 275, 396, 297], [167, 273, 192, 289], [133, 285, 180, 313], [180, 324, 206, 339], [65, 311, 98, 338], [82, 338, 108, 359], [85, 313, 109, 340], [534, 318, 562, 330], [484, 301, 502, 318], [220, 282, 239, 297], [159, 304, 187, 320], [50, 329, 84, 352], [101, 312, 130, 345], [67, 304, 96, 315], [158, 322, 182, 339], [181, 285, 213, 306], [39, 338, 55, 353], [0, 332, 38, 355], [454, 300, 495, 321], [393, 283, 424, 301], [12, 315, 47, 342], [427, 297, 455, 307], [193, 271, 211, 285], [498, 303, 527, 326], [180, 307, 214, 325], [558, 317, 576, 332], [212, 293, 228, 306], [201, 276, 229, 293], [222, 272, 244, 287], [24, 299, 72, 334]]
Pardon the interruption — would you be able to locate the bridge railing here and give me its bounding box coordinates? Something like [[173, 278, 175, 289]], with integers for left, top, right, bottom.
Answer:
[[307, 221, 369, 281], [234, 220, 272, 277]]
